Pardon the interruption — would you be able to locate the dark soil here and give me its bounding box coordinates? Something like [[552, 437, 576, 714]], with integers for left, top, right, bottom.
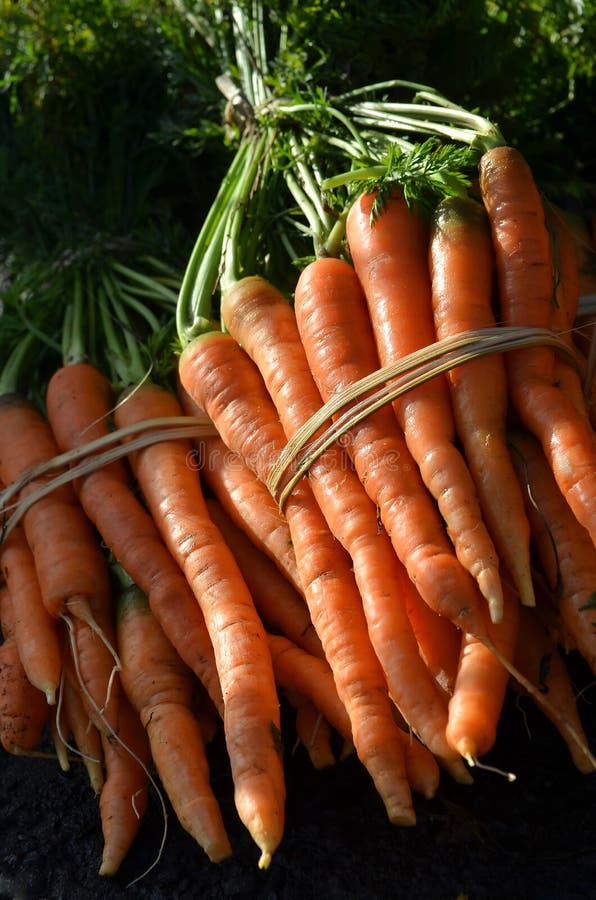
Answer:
[[2, 655, 596, 900]]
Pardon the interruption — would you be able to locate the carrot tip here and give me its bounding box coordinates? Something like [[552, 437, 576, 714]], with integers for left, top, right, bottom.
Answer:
[[258, 851, 272, 870], [476, 569, 504, 625]]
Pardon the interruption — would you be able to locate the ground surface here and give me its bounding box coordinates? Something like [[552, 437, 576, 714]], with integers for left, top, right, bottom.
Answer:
[[1, 657, 596, 900]]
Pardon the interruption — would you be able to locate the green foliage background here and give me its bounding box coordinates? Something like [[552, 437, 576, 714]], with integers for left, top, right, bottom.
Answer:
[[1, 0, 595, 278]]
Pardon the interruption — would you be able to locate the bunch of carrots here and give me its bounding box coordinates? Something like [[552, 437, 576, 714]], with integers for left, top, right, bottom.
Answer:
[[2, 0, 596, 883]]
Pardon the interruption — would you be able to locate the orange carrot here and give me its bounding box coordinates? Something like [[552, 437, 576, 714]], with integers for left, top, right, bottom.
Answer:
[[205, 497, 323, 659], [446, 581, 520, 764], [176, 382, 302, 595], [98, 692, 152, 877], [59, 661, 105, 794], [429, 195, 535, 608], [509, 429, 596, 673], [479, 145, 596, 543], [514, 604, 594, 774], [113, 382, 283, 867], [44, 362, 223, 715], [0, 520, 63, 704], [293, 256, 489, 640], [285, 689, 336, 770], [117, 583, 232, 864], [222, 275, 470, 783], [0, 584, 50, 753], [345, 190, 503, 622], [180, 330, 432, 824]]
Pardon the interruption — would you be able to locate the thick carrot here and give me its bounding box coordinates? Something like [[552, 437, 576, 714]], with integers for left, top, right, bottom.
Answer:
[[479, 145, 596, 543], [509, 429, 596, 674], [180, 330, 417, 826], [176, 382, 302, 595], [44, 362, 223, 715], [117, 583, 232, 864], [0, 520, 63, 704], [222, 274, 468, 782], [205, 497, 323, 659], [429, 195, 535, 608], [345, 190, 503, 622], [113, 382, 283, 867], [446, 581, 520, 763], [514, 604, 594, 774], [293, 256, 490, 641], [98, 692, 152, 877], [0, 584, 50, 753]]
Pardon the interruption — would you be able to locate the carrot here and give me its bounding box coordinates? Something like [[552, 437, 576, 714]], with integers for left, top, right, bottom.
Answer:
[[0, 394, 114, 626], [59, 662, 105, 794], [345, 189, 503, 622], [509, 429, 596, 674], [398, 573, 461, 698], [222, 274, 470, 783], [429, 195, 535, 608], [0, 584, 50, 753], [293, 256, 490, 641], [479, 145, 596, 543], [285, 689, 336, 770], [205, 497, 323, 659], [98, 692, 152, 877], [44, 362, 223, 715], [544, 202, 589, 418], [0, 520, 63, 704], [514, 604, 594, 774], [113, 381, 283, 867], [180, 329, 419, 826], [446, 581, 520, 764], [117, 583, 232, 864], [176, 382, 302, 595], [267, 632, 442, 798]]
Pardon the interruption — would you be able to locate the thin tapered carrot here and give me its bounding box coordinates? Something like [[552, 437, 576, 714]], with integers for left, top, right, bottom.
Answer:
[[0, 584, 50, 753], [284, 689, 336, 770], [345, 190, 503, 622], [180, 330, 418, 826], [514, 604, 594, 774], [222, 275, 469, 783], [266, 632, 442, 798], [176, 382, 302, 595], [293, 256, 490, 640], [429, 195, 535, 608], [544, 202, 589, 418], [117, 583, 232, 864], [44, 362, 223, 715], [446, 581, 520, 764], [509, 429, 596, 674], [59, 660, 105, 794], [98, 692, 152, 877], [113, 382, 283, 867], [398, 572, 461, 698], [0, 519, 63, 704], [205, 497, 323, 659], [479, 145, 596, 543]]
